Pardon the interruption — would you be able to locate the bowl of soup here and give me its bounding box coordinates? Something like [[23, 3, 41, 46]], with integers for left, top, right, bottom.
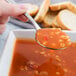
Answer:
[[0, 29, 76, 76]]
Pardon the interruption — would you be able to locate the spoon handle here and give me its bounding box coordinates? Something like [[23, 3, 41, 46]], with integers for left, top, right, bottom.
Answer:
[[6, 0, 41, 30], [25, 13, 40, 30]]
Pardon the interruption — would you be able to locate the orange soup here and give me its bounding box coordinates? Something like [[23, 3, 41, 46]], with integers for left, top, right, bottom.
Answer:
[[36, 28, 71, 49], [9, 39, 76, 76]]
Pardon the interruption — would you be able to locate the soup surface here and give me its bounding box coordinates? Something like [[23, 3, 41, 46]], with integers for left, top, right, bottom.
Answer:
[[36, 28, 71, 49], [9, 39, 76, 76]]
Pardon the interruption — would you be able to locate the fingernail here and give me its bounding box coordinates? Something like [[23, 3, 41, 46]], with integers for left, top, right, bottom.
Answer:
[[14, 4, 26, 16], [19, 4, 25, 9], [18, 15, 29, 22]]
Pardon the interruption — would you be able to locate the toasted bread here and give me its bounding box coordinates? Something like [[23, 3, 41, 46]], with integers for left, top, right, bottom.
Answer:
[[51, 17, 65, 30], [67, 2, 76, 13], [49, 2, 71, 11], [49, 1, 76, 13], [51, 17, 60, 28], [24, 3, 39, 16], [34, 0, 50, 23], [42, 11, 58, 27], [56, 9, 76, 30]]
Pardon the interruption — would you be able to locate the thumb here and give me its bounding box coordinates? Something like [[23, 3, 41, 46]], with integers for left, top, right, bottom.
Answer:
[[1, 2, 26, 17]]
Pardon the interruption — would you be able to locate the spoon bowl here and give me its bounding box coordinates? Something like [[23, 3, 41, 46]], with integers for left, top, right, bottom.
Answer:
[[35, 28, 71, 50]]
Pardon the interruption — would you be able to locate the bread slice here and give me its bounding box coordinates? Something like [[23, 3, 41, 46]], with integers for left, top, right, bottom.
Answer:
[[34, 0, 50, 23], [42, 11, 58, 27], [56, 9, 76, 30], [24, 3, 39, 16], [49, 2, 71, 11], [49, 1, 76, 13], [51, 17, 60, 28], [67, 2, 76, 13]]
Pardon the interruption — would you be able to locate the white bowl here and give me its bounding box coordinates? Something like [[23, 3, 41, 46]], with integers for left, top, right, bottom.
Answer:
[[0, 29, 76, 76]]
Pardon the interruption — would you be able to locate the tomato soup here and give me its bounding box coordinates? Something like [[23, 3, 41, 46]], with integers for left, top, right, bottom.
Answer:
[[36, 28, 71, 49], [9, 39, 76, 76]]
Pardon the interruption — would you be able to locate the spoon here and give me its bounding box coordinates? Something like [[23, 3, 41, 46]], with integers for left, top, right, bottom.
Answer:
[[6, 0, 71, 50], [25, 13, 71, 50]]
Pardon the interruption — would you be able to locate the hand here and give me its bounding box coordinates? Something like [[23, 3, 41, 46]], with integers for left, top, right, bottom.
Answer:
[[0, 0, 28, 34]]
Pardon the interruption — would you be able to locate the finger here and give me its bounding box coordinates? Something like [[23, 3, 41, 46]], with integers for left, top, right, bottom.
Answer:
[[15, 15, 28, 22], [0, 1, 26, 17], [0, 16, 9, 24]]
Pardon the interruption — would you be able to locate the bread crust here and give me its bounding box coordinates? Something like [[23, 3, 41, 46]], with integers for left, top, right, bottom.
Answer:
[[49, 1, 76, 14], [51, 17, 60, 28], [49, 2, 70, 11], [42, 11, 58, 27], [27, 4, 39, 16], [34, 0, 50, 23], [67, 2, 76, 13], [24, 3, 39, 16], [42, 22, 52, 27]]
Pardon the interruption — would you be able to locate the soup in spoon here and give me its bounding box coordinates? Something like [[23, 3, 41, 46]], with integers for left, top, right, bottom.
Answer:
[[36, 28, 71, 50]]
